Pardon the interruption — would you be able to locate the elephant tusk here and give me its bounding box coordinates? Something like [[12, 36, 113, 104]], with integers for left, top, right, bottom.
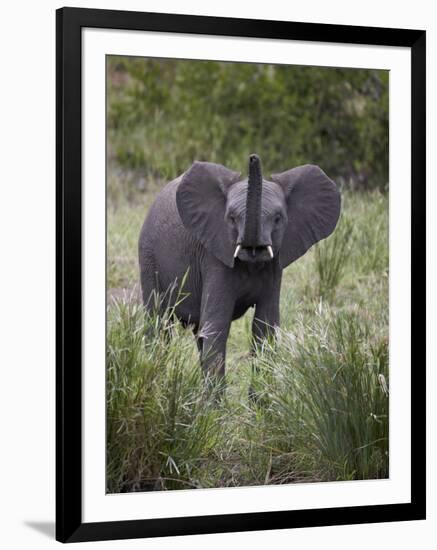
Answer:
[[267, 245, 274, 258], [233, 244, 241, 258]]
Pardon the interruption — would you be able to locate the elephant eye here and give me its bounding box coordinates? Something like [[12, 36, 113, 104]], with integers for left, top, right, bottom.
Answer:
[[274, 214, 282, 224], [229, 214, 236, 225]]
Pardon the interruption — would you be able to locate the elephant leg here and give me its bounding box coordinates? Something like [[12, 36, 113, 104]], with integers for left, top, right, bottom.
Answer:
[[196, 338, 203, 355], [191, 325, 203, 354], [249, 286, 281, 403], [139, 256, 174, 342], [139, 253, 160, 312], [251, 286, 280, 349], [199, 317, 231, 382], [198, 283, 234, 384]]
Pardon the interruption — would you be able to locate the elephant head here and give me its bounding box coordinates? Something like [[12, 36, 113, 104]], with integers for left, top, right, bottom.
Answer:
[[176, 154, 341, 268]]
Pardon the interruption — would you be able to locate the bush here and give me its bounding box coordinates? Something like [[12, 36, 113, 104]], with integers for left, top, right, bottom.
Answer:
[[106, 294, 389, 491], [249, 307, 389, 482], [107, 57, 389, 194], [106, 296, 225, 492]]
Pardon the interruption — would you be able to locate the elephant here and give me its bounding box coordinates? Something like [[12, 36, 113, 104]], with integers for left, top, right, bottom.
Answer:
[[138, 154, 341, 382]]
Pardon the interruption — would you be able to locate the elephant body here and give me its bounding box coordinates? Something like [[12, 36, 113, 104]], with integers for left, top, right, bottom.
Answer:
[[139, 156, 340, 379]]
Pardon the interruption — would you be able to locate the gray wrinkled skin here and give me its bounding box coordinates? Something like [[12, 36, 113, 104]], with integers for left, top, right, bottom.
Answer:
[[138, 159, 341, 380]]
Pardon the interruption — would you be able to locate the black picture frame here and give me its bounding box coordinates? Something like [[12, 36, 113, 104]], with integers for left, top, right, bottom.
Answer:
[[56, 6, 426, 543]]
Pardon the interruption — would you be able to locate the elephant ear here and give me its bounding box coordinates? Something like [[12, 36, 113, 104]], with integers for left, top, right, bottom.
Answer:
[[271, 164, 341, 268], [176, 161, 241, 267]]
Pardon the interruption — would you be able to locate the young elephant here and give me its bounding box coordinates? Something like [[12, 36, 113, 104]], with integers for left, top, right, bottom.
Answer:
[[139, 155, 340, 380]]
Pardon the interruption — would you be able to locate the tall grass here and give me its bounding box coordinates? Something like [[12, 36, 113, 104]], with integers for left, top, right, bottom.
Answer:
[[249, 307, 389, 482], [106, 182, 389, 492], [107, 296, 389, 492], [314, 215, 354, 301], [106, 297, 225, 492]]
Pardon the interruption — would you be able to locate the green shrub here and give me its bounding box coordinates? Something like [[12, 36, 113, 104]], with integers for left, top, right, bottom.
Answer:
[[107, 57, 389, 197], [106, 297, 225, 492], [106, 295, 388, 490], [249, 307, 389, 482]]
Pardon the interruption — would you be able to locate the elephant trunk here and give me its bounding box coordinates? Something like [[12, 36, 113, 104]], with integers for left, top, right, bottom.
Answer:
[[242, 154, 263, 248]]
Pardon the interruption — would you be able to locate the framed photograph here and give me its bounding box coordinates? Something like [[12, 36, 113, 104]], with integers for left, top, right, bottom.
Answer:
[[56, 7, 426, 543]]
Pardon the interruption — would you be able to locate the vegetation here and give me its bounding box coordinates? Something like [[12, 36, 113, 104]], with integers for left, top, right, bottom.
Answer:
[[106, 57, 389, 492], [107, 57, 388, 192], [107, 186, 389, 491]]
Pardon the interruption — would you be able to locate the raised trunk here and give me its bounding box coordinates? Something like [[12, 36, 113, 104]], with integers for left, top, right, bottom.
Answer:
[[242, 154, 263, 248]]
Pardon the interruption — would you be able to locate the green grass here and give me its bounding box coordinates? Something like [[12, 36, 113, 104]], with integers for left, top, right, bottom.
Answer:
[[107, 297, 226, 492], [106, 171, 389, 492]]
